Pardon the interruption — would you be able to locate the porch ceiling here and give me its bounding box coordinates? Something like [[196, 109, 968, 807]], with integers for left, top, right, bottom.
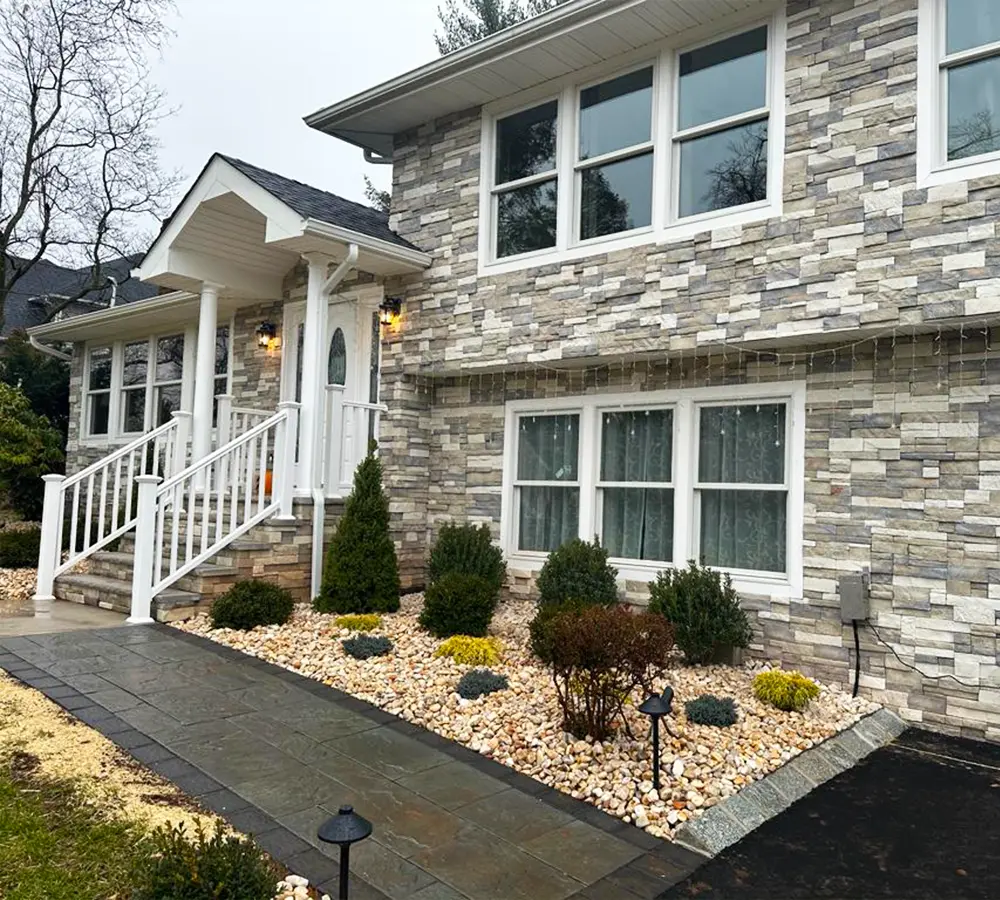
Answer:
[[306, 0, 774, 156]]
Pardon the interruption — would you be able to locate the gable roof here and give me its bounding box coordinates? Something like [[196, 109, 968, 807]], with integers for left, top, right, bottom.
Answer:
[[305, 0, 772, 157], [217, 155, 419, 252]]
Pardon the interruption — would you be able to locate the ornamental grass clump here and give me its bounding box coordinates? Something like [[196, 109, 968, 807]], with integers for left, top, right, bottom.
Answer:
[[434, 635, 502, 667], [456, 669, 509, 699], [753, 670, 821, 712], [685, 694, 739, 727], [538, 605, 674, 741], [209, 580, 294, 631], [131, 822, 279, 900], [335, 613, 382, 632], [648, 561, 752, 664], [342, 634, 393, 660]]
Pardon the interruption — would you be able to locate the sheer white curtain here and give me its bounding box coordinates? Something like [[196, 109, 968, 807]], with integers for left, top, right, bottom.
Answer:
[[600, 409, 673, 561], [698, 404, 786, 572], [517, 414, 580, 552]]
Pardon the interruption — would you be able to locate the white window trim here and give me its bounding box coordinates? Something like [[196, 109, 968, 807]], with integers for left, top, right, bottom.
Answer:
[[917, 0, 1000, 187], [499, 382, 806, 599], [477, 8, 786, 277], [80, 318, 234, 446]]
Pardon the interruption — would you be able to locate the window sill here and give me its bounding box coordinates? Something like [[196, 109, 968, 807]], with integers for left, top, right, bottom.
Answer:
[[919, 153, 1000, 189], [478, 200, 780, 277], [505, 552, 798, 600]]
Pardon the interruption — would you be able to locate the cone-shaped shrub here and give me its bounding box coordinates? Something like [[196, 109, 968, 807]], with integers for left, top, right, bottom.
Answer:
[[315, 451, 400, 615]]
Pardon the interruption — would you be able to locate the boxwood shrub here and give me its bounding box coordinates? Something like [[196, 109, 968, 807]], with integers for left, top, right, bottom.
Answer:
[[428, 523, 506, 597], [419, 572, 498, 638], [0, 526, 40, 568], [209, 580, 294, 631]]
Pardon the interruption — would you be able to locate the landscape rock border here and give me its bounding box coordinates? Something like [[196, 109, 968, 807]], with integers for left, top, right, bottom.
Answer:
[[674, 709, 907, 856]]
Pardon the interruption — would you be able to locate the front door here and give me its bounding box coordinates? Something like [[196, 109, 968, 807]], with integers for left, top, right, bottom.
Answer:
[[282, 298, 377, 498]]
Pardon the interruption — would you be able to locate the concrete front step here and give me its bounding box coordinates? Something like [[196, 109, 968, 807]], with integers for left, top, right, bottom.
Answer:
[[53, 573, 205, 622], [88, 550, 239, 598]]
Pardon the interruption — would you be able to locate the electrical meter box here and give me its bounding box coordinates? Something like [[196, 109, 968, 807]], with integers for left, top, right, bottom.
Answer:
[[839, 573, 870, 623]]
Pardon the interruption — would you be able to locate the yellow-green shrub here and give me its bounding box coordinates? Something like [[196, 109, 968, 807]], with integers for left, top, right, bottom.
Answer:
[[434, 636, 502, 667], [335, 614, 382, 633], [752, 670, 820, 712]]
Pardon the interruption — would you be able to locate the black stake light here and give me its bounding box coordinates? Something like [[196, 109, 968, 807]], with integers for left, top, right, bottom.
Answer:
[[638, 686, 674, 793], [318, 805, 373, 900]]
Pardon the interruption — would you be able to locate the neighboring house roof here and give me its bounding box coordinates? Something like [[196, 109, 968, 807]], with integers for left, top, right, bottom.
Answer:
[[305, 0, 771, 156], [219, 155, 418, 252], [2, 253, 159, 336]]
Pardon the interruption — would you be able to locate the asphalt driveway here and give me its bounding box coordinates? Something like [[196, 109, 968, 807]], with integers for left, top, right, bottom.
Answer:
[[661, 729, 1000, 899]]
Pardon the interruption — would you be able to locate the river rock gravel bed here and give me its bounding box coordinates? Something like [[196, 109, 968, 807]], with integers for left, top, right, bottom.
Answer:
[[175, 596, 878, 841]]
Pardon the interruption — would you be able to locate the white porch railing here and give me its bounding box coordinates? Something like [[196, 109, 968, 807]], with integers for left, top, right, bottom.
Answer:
[[215, 394, 274, 448], [35, 412, 191, 600], [127, 401, 299, 624], [325, 385, 387, 495]]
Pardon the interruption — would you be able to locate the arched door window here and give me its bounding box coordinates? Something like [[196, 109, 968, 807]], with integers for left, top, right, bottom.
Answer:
[[328, 327, 347, 385]]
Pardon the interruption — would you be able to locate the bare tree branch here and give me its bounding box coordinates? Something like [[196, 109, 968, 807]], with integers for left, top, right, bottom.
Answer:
[[0, 0, 179, 331]]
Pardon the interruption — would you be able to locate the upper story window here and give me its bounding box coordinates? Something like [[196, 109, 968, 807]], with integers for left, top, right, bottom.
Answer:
[[918, 0, 1000, 184], [481, 12, 786, 273]]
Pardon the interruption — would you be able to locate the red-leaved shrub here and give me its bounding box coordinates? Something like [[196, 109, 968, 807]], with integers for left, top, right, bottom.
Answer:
[[540, 606, 674, 741]]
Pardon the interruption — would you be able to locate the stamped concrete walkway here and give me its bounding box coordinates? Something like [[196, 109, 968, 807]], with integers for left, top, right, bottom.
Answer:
[[0, 624, 703, 900]]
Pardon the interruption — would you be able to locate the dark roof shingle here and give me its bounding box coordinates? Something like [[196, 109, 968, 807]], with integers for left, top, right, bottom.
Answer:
[[220, 155, 419, 253]]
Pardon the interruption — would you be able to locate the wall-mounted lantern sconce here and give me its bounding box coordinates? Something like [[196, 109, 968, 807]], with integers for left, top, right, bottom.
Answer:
[[379, 297, 402, 329], [256, 321, 279, 351]]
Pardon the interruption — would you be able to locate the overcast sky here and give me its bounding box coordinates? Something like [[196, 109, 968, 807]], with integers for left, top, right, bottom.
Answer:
[[152, 0, 441, 208]]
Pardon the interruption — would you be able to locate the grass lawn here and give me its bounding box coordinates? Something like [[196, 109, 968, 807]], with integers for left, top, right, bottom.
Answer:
[[0, 755, 140, 900]]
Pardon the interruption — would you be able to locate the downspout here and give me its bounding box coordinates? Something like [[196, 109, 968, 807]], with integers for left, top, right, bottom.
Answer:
[[29, 333, 72, 362], [311, 243, 359, 600], [107, 275, 119, 308]]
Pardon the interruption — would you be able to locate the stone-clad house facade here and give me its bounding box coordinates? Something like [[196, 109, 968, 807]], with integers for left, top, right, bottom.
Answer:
[[30, 0, 1000, 739], [319, 0, 1000, 740]]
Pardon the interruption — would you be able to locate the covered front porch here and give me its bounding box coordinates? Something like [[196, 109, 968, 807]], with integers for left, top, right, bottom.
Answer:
[[29, 154, 429, 619]]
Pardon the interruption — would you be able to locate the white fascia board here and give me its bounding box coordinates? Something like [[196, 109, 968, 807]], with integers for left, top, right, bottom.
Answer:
[[136, 156, 308, 283], [303, 219, 432, 271], [156, 249, 284, 299], [26, 291, 197, 341]]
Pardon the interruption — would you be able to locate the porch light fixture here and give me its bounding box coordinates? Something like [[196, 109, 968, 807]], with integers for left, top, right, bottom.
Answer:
[[255, 321, 279, 350], [318, 805, 373, 900], [378, 297, 402, 328], [638, 687, 674, 793]]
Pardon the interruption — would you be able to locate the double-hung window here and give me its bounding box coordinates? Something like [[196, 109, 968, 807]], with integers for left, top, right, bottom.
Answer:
[[483, 13, 784, 269], [919, 0, 1000, 182], [120, 340, 149, 434], [86, 347, 112, 437], [675, 27, 770, 219], [154, 335, 185, 427], [503, 385, 804, 593]]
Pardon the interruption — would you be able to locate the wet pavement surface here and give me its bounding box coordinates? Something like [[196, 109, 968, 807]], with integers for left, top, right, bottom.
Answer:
[[0, 591, 125, 635], [661, 729, 1000, 899]]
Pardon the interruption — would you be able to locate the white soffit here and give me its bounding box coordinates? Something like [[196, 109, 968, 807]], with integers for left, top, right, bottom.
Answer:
[[306, 0, 773, 156]]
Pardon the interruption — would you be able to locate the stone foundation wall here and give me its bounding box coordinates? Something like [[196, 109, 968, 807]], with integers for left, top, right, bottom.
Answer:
[[407, 331, 1000, 740]]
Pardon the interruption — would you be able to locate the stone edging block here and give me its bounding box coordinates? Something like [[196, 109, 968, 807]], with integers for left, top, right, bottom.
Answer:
[[674, 709, 906, 857]]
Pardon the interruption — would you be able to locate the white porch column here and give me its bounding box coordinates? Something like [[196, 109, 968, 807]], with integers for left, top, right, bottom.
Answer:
[[191, 282, 222, 477], [298, 254, 331, 495]]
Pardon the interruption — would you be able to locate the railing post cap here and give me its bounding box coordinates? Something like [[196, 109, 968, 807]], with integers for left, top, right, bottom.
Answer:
[[42, 473, 67, 483], [277, 400, 301, 409], [171, 410, 193, 420], [135, 474, 163, 485]]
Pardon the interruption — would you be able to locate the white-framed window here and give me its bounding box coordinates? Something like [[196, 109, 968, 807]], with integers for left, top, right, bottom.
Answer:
[[479, 10, 786, 274], [500, 382, 805, 596], [120, 340, 149, 435], [918, 0, 1000, 185], [154, 335, 185, 427], [85, 346, 112, 437]]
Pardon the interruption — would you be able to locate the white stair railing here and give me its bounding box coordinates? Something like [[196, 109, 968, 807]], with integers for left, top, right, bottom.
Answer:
[[127, 401, 299, 624], [34, 412, 190, 601], [325, 385, 387, 496]]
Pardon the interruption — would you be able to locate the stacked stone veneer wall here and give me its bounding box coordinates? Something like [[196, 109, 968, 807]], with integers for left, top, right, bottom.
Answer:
[[230, 300, 284, 413], [373, 0, 1000, 738]]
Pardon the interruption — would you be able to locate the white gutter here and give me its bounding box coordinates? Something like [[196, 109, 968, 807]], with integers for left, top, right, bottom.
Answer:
[[311, 243, 359, 600], [304, 219, 431, 271], [27, 290, 197, 341], [29, 333, 72, 362]]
